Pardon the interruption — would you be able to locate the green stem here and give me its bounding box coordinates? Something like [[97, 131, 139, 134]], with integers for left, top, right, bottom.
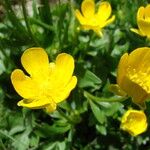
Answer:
[[84, 91, 127, 102], [21, 0, 39, 46], [0, 139, 7, 150], [29, 18, 54, 31], [0, 130, 27, 147], [57, 107, 75, 124]]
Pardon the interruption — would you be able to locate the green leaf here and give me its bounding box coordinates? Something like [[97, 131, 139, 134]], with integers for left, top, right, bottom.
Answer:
[[35, 122, 71, 138], [96, 125, 107, 135], [89, 100, 106, 124], [78, 70, 102, 89]]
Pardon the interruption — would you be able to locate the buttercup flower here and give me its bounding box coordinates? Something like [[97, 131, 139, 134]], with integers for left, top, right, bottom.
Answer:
[[131, 4, 150, 38], [116, 47, 150, 108], [11, 48, 77, 112], [120, 110, 147, 136], [75, 0, 115, 36]]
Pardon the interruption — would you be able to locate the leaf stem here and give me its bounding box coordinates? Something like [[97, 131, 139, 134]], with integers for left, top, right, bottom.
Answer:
[[84, 91, 127, 102], [57, 107, 75, 124], [21, 0, 39, 46]]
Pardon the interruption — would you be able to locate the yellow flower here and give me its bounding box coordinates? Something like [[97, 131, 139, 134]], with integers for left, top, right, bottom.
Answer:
[[75, 0, 115, 36], [11, 48, 77, 112], [116, 47, 150, 108], [131, 4, 150, 38], [120, 110, 147, 136]]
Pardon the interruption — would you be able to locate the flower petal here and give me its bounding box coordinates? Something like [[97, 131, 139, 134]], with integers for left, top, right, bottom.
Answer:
[[52, 76, 77, 103], [120, 110, 147, 136], [120, 76, 148, 107], [75, 10, 87, 25], [97, 1, 112, 21], [104, 15, 115, 26], [11, 69, 37, 99], [17, 97, 55, 109], [54, 53, 75, 87], [145, 5, 150, 19], [137, 6, 145, 19], [117, 53, 129, 86], [21, 47, 49, 79], [130, 28, 145, 36], [128, 47, 150, 71], [81, 0, 95, 18], [138, 19, 150, 37]]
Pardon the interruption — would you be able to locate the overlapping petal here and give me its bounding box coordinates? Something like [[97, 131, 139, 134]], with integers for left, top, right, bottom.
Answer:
[[52, 76, 77, 103], [81, 0, 95, 18], [97, 2, 112, 21], [17, 97, 55, 109], [121, 110, 147, 136], [75, 0, 115, 36], [117, 47, 150, 107], [21, 47, 49, 80], [131, 5, 150, 38], [11, 69, 38, 99]]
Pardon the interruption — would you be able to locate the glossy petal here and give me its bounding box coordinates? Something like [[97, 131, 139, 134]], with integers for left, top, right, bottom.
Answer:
[[54, 53, 75, 87], [104, 15, 115, 26], [130, 28, 144, 36], [117, 47, 150, 107], [121, 110, 147, 136], [145, 5, 150, 19], [11, 69, 37, 99], [17, 97, 55, 109], [81, 0, 95, 18], [138, 19, 150, 37], [133, 5, 150, 38], [21, 47, 49, 79], [75, 10, 87, 25], [97, 1, 111, 21], [117, 53, 129, 86], [137, 6, 145, 19], [52, 76, 77, 103]]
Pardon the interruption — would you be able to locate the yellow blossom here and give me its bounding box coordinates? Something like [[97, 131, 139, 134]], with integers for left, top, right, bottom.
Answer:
[[75, 0, 115, 36], [11, 47, 77, 112], [131, 4, 150, 38], [116, 47, 150, 108], [120, 110, 147, 136]]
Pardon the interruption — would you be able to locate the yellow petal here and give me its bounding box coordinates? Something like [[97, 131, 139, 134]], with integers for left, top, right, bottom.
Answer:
[[17, 97, 55, 109], [53, 76, 77, 103], [120, 76, 148, 106], [11, 69, 37, 99], [81, 0, 95, 18], [117, 53, 129, 86], [137, 6, 145, 19], [75, 10, 87, 25], [21, 47, 49, 79], [120, 110, 147, 136], [117, 48, 150, 106], [145, 5, 150, 19], [97, 1, 112, 21], [138, 19, 150, 37], [104, 15, 115, 26], [127, 47, 150, 71], [54, 53, 75, 87], [130, 28, 145, 36]]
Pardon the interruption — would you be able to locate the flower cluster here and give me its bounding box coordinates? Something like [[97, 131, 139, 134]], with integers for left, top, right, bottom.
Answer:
[[9, 0, 150, 137]]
